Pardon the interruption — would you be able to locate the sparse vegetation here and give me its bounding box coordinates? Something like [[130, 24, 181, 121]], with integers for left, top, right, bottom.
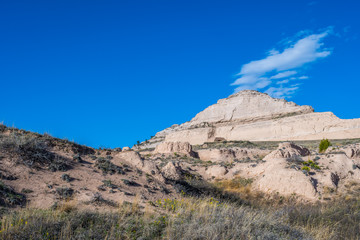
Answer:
[[55, 187, 74, 199], [72, 154, 82, 163], [0, 132, 70, 171], [0, 194, 359, 239], [94, 157, 125, 175], [302, 160, 321, 170], [301, 166, 310, 172], [192, 138, 360, 152], [2, 123, 360, 239], [121, 179, 141, 187], [61, 174, 72, 182], [0, 181, 26, 207]]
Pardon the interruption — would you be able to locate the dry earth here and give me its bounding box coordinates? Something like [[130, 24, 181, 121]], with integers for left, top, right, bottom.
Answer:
[[1, 124, 360, 213]]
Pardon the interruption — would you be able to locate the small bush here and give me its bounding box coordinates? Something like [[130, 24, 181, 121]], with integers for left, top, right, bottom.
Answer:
[[319, 139, 331, 153], [61, 174, 72, 182], [55, 187, 74, 199], [0, 181, 26, 207], [72, 154, 82, 163], [21, 188, 33, 194], [302, 160, 320, 170], [121, 179, 141, 187], [301, 166, 310, 172], [102, 180, 117, 189], [94, 157, 125, 175]]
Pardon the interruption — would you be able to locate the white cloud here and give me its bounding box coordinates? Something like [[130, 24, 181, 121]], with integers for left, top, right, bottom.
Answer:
[[265, 86, 299, 98], [268, 49, 280, 55], [231, 29, 332, 98], [276, 79, 290, 85], [270, 71, 297, 79]]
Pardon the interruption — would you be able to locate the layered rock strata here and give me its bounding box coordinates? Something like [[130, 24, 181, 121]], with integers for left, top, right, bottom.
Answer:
[[139, 90, 360, 148]]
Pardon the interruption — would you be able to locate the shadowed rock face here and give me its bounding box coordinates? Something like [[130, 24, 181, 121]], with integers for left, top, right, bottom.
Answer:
[[138, 90, 360, 148], [343, 144, 360, 159]]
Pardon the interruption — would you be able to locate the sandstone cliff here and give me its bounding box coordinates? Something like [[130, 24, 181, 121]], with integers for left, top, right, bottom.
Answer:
[[137, 90, 360, 148]]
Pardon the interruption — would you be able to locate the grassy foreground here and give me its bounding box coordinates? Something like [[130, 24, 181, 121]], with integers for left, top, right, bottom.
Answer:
[[0, 193, 359, 240]]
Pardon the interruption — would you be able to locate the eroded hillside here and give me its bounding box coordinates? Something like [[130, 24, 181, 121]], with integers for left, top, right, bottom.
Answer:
[[1, 124, 360, 239]]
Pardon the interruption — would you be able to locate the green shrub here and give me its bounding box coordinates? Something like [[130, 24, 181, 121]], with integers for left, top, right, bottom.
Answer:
[[301, 166, 310, 172], [319, 139, 331, 153], [302, 160, 321, 170]]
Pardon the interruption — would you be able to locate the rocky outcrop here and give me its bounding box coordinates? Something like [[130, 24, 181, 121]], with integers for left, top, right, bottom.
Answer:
[[254, 162, 318, 199], [161, 162, 184, 181], [264, 142, 310, 161], [138, 90, 360, 148], [197, 147, 269, 163], [343, 144, 360, 159], [154, 141, 195, 157], [114, 151, 163, 181], [197, 149, 236, 162]]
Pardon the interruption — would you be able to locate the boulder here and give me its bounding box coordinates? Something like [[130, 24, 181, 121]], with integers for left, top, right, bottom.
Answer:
[[122, 147, 131, 151], [115, 151, 142, 165], [254, 163, 317, 199], [154, 141, 195, 157], [161, 162, 184, 181], [264, 142, 310, 160]]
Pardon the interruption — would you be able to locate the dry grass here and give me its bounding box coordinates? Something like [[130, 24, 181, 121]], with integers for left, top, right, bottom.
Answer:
[[0, 132, 71, 171], [0, 180, 359, 240], [0, 197, 310, 240], [1, 124, 360, 239]]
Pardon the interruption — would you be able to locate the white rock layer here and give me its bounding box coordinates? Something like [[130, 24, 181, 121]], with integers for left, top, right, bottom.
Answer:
[[145, 90, 360, 146]]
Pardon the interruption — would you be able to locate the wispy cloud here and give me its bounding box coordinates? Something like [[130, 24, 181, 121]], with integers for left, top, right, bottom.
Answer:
[[270, 71, 297, 79], [307, 1, 318, 6], [231, 28, 333, 98], [266, 86, 300, 98]]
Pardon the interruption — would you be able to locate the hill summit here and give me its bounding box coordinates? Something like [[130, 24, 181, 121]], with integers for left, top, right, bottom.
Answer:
[[138, 90, 360, 149]]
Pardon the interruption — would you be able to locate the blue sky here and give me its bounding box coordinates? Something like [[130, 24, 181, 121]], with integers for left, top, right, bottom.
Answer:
[[1, 0, 359, 148]]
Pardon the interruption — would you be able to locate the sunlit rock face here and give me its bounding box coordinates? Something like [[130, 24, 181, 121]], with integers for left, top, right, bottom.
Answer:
[[138, 90, 360, 148]]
